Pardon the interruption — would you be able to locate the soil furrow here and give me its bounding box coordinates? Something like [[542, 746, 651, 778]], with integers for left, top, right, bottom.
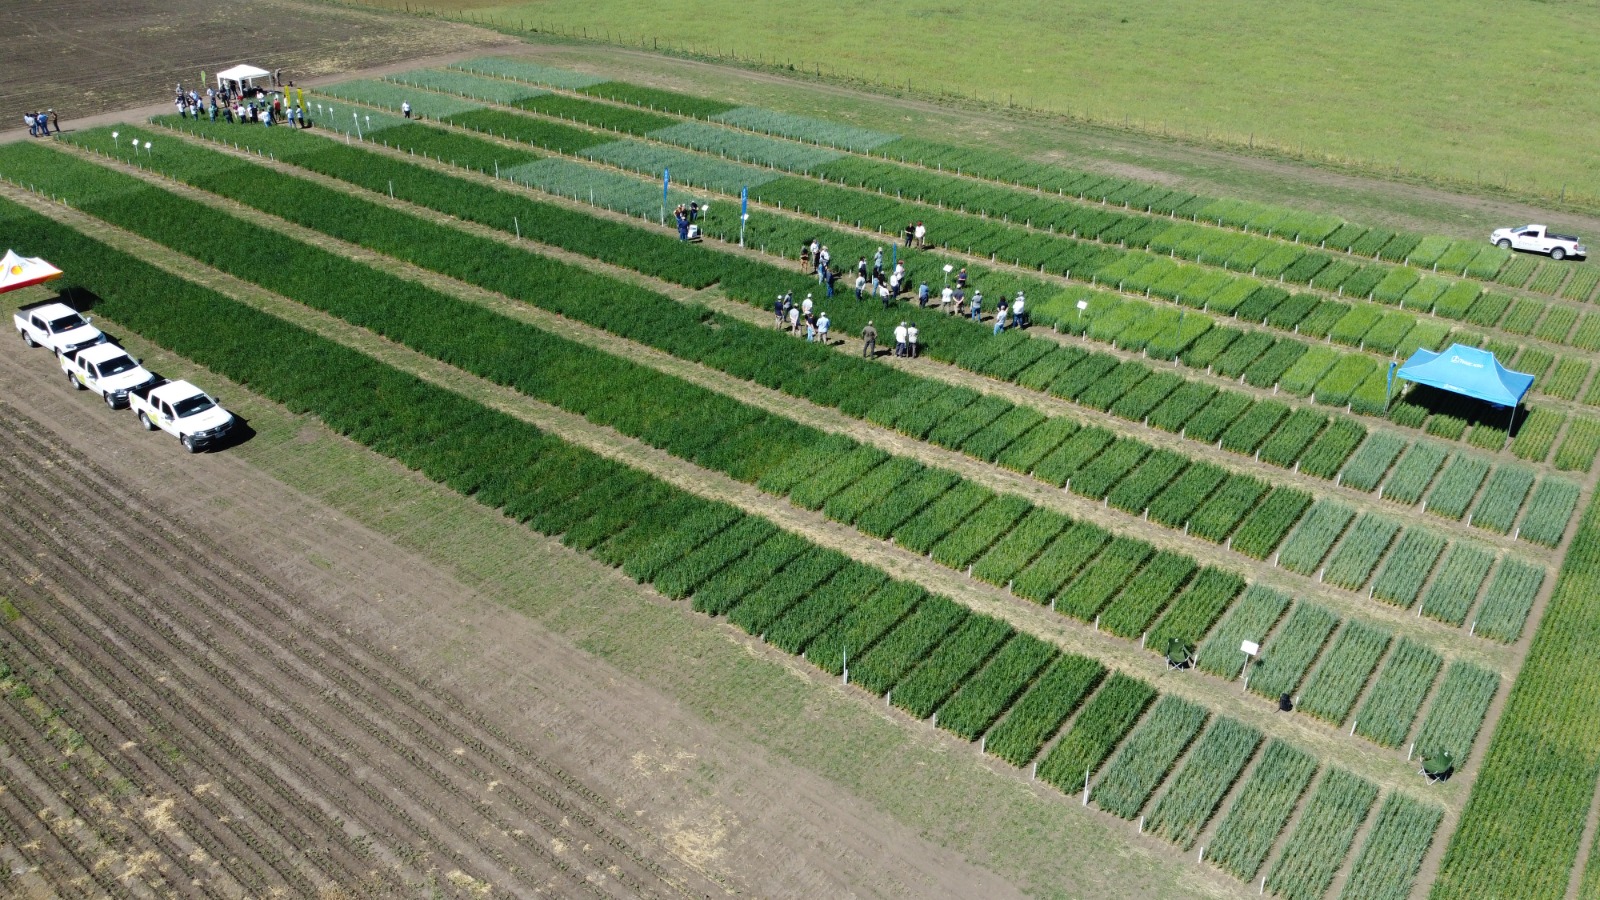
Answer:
[[0, 453, 589, 898], [0, 404, 716, 900]]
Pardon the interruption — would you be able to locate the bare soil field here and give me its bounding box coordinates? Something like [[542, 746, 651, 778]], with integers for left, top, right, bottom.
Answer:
[[0, 0, 505, 132]]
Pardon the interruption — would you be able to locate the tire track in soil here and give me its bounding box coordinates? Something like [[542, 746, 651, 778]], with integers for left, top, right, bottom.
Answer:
[[0, 403, 727, 899]]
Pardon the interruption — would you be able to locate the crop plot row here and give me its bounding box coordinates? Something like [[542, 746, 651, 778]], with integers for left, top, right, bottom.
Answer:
[[0, 138, 1295, 677], [317, 78, 484, 121], [135, 118, 1569, 599], [4, 185, 1447, 900], [39, 129, 1509, 804], [343, 74, 1598, 445], [1266, 769, 1379, 900], [1435, 500, 1600, 897], [712, 106, 900, 151], [382, 69, 547, 106], [164, 112, 1593, 581], [134, 115, 1561, 646], [449, 57, 608, 89], [1181, 577, 1494, 760], [448, 58, 1526, 306], [1340, 794, 1445, 900], [309, 80, 1599, 487]]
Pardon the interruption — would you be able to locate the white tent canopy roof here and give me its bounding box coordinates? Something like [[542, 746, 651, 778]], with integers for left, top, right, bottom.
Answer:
[[0, 250, 63, 294], [216, 64, 271, 85]]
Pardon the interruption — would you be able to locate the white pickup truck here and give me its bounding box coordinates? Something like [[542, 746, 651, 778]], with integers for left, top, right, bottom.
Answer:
[[14, 301, 106, 354], [1490, 225, 1587, 261], [59, 343, 159, 409], [129, 379, 236, 452]]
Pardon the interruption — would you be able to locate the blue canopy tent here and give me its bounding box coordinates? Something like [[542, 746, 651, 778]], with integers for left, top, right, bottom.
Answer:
[[1392, 343, 1534, 433]]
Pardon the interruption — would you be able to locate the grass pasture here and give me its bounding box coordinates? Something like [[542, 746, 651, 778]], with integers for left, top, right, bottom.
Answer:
[[347, 0, 1600, 210]]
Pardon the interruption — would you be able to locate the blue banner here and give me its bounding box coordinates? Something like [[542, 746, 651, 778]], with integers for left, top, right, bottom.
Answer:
[[663, 168, 670, 203], [740, 185, 748, 220]]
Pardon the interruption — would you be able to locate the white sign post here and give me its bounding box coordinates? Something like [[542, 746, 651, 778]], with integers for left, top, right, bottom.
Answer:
[[1077, 299, 1089, 324], [1240, 640, 1260, 693]]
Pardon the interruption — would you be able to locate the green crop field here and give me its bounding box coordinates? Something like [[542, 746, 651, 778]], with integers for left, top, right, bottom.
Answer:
[[5, 40, 1600, 898]]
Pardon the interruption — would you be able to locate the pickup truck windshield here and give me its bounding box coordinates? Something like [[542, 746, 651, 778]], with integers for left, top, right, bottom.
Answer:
[[98, 355, 137, 376], [173, 394, 216, 417], [48, 313, 87, 331]]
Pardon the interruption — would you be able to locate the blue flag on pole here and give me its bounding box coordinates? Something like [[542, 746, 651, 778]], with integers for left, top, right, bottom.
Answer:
[[740, 185, 748, 219], [663, 168, 670, 203], [1386, 360, 1397, 407]]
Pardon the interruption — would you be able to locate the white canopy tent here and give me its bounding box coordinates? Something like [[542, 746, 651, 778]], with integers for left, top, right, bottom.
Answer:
[[0, 250, 62, 294], [216, 64, 272, 92]]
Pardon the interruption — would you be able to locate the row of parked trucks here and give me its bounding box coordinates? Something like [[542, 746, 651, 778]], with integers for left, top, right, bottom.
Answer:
[[15, 301, 235, 452]]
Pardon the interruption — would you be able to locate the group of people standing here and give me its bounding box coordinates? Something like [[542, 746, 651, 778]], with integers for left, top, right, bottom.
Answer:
[[858, 321, 919, 358], [773, 291, 831, 344], [674, 202, 704, 240], [174, 82, 305, 127], [22, 110, 58, 137]]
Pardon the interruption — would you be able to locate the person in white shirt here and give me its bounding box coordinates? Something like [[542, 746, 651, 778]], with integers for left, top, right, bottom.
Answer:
[[402, 101, 412, 119], [817, 313, 830, 345], [940, 284, 954, 311], [809, 240, 821, 273], [801, 294, 814, 317], [914, 221, 927, 248], [906, 324, 919, 358], [855, 274, 867, 300], [1012, 292, 1026, 329], [787, 305, 801, 333], [893, 322, 909, 357]]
